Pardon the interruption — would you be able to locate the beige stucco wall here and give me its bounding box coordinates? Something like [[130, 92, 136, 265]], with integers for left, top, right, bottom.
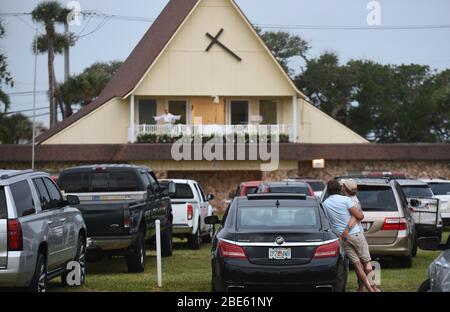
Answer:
[[297, 99, 368, 144], [133, 0, 298, 97], [43, 97, 129, 144]]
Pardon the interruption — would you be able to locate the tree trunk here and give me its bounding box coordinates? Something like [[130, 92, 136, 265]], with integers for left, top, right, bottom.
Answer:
[[47, 27, 57, 128]]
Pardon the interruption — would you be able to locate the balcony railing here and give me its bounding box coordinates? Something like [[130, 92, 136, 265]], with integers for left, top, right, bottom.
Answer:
[[129, 124, 293, 142]]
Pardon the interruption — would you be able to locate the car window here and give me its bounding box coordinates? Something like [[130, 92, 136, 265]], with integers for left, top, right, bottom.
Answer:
[[245, 186, 258, 195], [0, 187, 6, 219], [197, 184, 207, 202], [58, 172, 90, 193], [192, 183, 203, 201], [237, 206, 319, 230], [401, 186, 434, 198], [358, 185, 398, 212], [429, 183, 450, 196], [10, 180, 35, 217], [146, 172, 159, 194], [43, 178, 63, 202], [307, 181, 325, 192], [171, 184, 194, 199], [33, 178, 52, 210]]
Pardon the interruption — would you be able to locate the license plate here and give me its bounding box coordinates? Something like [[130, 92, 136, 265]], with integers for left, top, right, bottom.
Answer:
[[269, 248, 291, 260], [361, 222, 371, 232]]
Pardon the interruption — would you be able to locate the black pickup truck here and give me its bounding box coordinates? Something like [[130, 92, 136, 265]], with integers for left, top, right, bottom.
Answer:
[[57, 165, 175, 273]]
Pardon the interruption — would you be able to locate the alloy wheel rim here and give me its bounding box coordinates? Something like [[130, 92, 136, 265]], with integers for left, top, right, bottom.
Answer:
[[79, 241, 86, 283], [38, 262, 46, 292]]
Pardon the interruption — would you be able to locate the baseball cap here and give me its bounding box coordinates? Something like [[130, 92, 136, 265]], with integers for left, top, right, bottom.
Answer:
[[341, 179, 358, 192]]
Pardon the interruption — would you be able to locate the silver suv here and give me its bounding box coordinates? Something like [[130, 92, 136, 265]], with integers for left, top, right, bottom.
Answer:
[[0, 170, 86, 292]]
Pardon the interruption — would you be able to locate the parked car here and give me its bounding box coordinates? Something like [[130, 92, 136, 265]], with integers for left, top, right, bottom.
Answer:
[[0, 169, 86, 292], [207, 193, 347, 292], [235, 181, 262, 197], [420, 179, 450, 226], [160, 179, 214, 249], [257, 181, 315, 196], [323, 177, 417, 267], [396, 179, 443, 240], [284, 179, 325, 198], [417, 236, 450, 292], [57, 165, 175, 273]]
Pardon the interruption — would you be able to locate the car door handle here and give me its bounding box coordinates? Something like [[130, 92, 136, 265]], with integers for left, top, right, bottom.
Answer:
[[60, 218, 66, 223], [47, 220, 53, 225]]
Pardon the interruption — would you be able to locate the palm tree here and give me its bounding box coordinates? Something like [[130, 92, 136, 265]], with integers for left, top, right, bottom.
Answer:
[[0, 113, 33, 144], [0, 19, 13, 113], [32, 1, 72, 127]]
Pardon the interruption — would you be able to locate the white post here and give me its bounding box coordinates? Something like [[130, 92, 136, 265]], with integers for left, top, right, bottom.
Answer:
[[291, 96, 298, 143], [129, 94, 135, 143], [155, 219, 162, 288]]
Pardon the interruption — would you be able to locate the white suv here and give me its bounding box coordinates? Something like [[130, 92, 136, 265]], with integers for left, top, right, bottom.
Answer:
[[420, 179, 450, 225], [0, 170, 86, 292]]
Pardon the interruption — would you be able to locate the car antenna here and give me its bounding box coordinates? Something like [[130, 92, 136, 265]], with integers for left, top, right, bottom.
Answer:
[[275, 200, 280, 208]]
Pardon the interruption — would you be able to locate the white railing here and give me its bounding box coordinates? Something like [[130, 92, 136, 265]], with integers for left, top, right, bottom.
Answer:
[[129, 124, 293, 142]]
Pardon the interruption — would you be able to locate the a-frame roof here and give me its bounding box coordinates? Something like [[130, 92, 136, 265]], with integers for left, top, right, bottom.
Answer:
[[37, 0, 303, 144]]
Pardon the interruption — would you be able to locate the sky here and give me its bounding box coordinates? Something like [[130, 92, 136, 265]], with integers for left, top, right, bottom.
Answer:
[[1, 0, 450, 128]]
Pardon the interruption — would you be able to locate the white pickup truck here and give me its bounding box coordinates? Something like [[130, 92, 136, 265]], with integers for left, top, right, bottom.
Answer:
[[160, 179, 214, 249]]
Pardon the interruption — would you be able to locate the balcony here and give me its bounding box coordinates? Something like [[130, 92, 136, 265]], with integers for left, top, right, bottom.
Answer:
[[129, 124, 293, 143]]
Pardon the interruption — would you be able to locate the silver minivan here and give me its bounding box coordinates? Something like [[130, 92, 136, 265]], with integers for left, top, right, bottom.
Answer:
[[0, 170, 86, 292]]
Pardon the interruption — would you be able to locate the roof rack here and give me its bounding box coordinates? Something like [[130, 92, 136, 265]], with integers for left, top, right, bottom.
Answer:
[[247, 193, 307, 200], [0, 169, 35, 180], [335, 175, 393, 181]]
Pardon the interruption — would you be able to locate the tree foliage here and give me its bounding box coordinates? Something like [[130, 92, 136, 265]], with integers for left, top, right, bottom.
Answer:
[[0, 113, 33, 144], [0, 20, 14, 112]]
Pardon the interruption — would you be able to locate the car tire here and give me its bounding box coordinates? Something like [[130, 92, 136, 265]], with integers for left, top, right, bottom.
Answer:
[[418, 279, 431, 292], [202, 225, 213, 243], [188, 220, 201, 250], [62, 234, 87, 286], [398, 255, 412, 268], [411, 232, 418, 257], [126, 229, 146, 273], [28, 252, 47, 292], [161, 219, 173, 257]]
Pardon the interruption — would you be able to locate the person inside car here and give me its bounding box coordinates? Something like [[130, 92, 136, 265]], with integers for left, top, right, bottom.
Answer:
[[323, 179, 375, 292]]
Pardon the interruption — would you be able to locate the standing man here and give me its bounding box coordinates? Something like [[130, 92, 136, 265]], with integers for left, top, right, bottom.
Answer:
[[341, 179, 381, 292], [322, 179, 375, 292], [154, 109, 182, 133]]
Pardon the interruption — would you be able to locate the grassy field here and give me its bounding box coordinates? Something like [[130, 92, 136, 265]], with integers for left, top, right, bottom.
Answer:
[[49, 231, 449, 292]]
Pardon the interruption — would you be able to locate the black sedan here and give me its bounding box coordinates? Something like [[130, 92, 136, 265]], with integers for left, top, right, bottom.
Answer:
[[206, 193, 347, 292]]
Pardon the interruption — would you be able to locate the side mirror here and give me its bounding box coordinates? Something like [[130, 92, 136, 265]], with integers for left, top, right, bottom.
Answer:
[[206, 194, 214, 201], [205, 215, 220, 225], [418, 237, 442, 251], [66, 195, 80, 206], [410, 199, 420, 207], [168, 182, 176, 196]]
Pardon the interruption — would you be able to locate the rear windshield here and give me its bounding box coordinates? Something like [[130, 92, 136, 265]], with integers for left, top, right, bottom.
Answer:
[[266, 186, 308, 194], [429, 183, 450, 196], [357, 185, 398, 211], [170, 184, 194, 199], [401, 186, 434, 198], [307, 182, 325, 192], [237, 206, 319, 230], [0, 187, 7, 219], [58, 171, 141, 193], [244, 186, 258, 195]]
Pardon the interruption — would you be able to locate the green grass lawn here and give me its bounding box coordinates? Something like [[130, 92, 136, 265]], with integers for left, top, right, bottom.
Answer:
[[49, 231, 449, 292]]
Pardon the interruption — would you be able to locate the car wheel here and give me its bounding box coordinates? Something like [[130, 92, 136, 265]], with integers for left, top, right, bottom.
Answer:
[[188, 220, 201, 250], [202, 225, 213, 243], [62, 234, 87, 286], [398, 255, 412, 268], [126, 229, 146, 273], [418, 279, 431, 292], [412, 231, 418, 257], [28, 252, 47, 292], [161, 219, 173, 257]]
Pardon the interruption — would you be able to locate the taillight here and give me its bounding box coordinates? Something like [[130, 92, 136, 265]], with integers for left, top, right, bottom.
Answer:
[[313, 240, 339, 259], [218, 240, 247, 259], [7, 219, 23, 251], [187, 204, 193, 220], [382, 218, 407, 231]]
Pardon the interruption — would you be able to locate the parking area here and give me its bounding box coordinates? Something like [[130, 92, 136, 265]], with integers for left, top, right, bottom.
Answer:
[[48, 231, 448, 292]]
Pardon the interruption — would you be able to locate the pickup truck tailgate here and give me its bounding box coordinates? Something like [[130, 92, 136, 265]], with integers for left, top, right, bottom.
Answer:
[[172, 201, 190, 225], [69, 192, 145, 237]]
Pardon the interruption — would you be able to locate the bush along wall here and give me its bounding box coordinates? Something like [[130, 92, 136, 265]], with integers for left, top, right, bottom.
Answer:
[[136, 133, 290, 144]]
